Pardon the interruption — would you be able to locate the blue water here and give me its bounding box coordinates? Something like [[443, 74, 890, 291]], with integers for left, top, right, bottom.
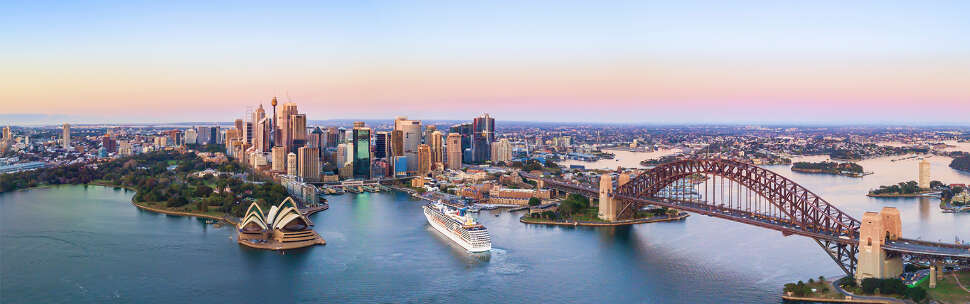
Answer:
[[2, 155, 967, 303]]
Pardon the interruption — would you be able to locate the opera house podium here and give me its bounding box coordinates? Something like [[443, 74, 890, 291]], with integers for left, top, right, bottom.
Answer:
[[237, 197, 326, 250]]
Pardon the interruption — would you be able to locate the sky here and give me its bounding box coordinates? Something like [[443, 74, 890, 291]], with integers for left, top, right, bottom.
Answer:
[[1, 1, 969, 125]]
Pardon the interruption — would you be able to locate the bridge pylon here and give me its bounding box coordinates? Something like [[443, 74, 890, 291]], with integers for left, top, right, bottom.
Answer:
[[597, 173, 630, 222], [855, 207, 903, 282], [598, 174, 616, 221]]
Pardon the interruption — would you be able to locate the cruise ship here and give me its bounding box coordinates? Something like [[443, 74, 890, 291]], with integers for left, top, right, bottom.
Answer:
[[423, 201, 492, 252]]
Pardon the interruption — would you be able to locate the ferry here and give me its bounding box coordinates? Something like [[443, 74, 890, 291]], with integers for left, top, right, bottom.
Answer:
[[423, 201, 492, 252]]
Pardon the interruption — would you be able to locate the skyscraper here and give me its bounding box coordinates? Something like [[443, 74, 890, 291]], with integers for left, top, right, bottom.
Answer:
[[471, 113, 495, 163], [374, 131, 390, 159], [417, 144, 431, 176], [430, 130, 443, 169], [394, 117, 422, 171], [254, 117, 270, 152], [62, 123, 71, 149], [272, 146, 286, 172], [352, 124, 371, 179], [298, 146, 320, 182], [391, 129, 404, 157], [308, 127, 324, 160], [450, 122, 472, 163], [290, 113, 307, 151], [277, 102, 298, 152], [251, 105, 266, 146], [326, 127, 339, 148], [335, 143, 347, 168], [446, 133, 462, 170]]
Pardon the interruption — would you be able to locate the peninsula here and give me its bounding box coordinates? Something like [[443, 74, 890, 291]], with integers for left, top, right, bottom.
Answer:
[[791, 161, 865, 177]]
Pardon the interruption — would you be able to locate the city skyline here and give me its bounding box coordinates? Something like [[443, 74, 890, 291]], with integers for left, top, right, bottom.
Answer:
[[3, 1, 969, 125]]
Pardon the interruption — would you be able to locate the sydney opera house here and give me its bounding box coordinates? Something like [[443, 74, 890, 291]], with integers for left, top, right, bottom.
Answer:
[[238, 197, 326, 250]]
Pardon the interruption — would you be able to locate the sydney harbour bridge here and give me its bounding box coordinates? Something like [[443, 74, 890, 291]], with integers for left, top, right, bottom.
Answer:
[[522, 158, 970, 281]]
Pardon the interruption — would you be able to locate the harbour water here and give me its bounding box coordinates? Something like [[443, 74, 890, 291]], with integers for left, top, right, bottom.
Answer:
[[1, 154, 968, 303]]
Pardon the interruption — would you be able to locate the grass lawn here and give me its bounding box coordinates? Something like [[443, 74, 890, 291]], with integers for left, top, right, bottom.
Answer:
[[922, 270, 970, 303], [793, 280, 844, 299]]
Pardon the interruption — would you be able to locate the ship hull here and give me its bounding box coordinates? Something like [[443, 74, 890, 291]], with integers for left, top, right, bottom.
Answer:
[[423, 205, 491, 252]]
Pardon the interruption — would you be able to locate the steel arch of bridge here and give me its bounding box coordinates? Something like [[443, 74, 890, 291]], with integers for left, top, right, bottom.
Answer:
[[614, 158, 863, 275]]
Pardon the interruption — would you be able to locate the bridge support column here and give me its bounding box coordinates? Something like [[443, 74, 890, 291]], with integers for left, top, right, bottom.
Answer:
[[855, 207, 903, 282], [929, 266, 937, 288], [597, 174, 616, 221]]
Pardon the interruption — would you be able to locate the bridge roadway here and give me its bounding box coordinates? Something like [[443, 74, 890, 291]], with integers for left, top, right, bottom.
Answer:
[[525, 172, 970, 261]]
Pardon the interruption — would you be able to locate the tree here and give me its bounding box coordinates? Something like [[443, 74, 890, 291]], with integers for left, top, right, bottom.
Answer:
[[167, 195, 189, 208], [930, 180, 944, 189], [861, 278, 880, 294], [528, 197, 541, 206], [879, 278, 905, 295], [194, 185, 213, 197], [904, 287, 926, 302]]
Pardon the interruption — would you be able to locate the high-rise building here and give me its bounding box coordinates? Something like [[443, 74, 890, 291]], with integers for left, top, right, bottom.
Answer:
[[2, 126, 12, 143], [918, 158, 931, 189], [490, 138, 512, 164], [352, 124, 371, 179], [253, 117, 270, 152], [2, 126, 10, 141], [286, 152, 298, 176], [471, 113, 495, 163], [450, 123, 472, 157], [251, 105, 266, 146], [196, 126, 219, 145], [374, 131, 390, 159], [62, 123, 71, 149], [118, 140, 133, 156], [446, 133, 462, 170], [424, 125, 437, 144], [298, 146, 320, 182], [308, 127, 324, 160], [417, 144, 431, 176], [101, 135, 117, 153], [235, 118, 244, 138], [335, 143, 348, 168], [277, 102, 298, 151], [290, 113, 307, 150], [325, 127, 339, 148], [272, 146, 286, 172], [395, 117, 422, 171], [391, 129, 404, 157], [337, 127, 347, 144], [184, 128, 198, 145], [430, 131, 443, 169]]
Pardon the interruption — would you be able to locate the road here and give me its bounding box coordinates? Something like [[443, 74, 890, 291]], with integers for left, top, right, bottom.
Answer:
[[829, 277, 912, 304]]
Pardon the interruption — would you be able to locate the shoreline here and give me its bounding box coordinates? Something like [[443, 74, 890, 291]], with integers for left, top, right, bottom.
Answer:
[[89, 181, 244, 225], [520, 212, 689, 227], [780, 295, 895, 303], [866, 192, 934, 198]]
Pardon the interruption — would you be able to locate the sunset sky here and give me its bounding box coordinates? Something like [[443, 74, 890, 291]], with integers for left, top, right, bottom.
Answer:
[[2, 1, 968, 124]]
